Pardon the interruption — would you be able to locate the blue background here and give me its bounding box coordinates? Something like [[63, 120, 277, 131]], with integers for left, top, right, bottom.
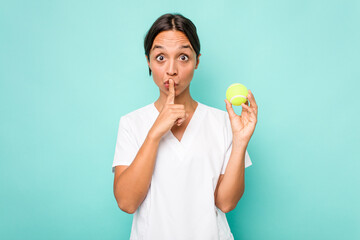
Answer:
[[1, 0, 359, 239]]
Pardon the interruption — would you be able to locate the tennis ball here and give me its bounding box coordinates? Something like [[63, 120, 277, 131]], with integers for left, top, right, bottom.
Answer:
[[226, 83, 248, 106]]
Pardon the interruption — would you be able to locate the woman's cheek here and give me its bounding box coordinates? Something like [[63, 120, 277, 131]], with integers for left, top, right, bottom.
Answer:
[[152, 65, 163, 80], [183, 64, 195, 78]]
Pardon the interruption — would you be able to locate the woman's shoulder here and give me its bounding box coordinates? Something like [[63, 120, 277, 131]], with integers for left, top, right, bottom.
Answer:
[[120, 102, 156, 123], [199, 102, 227, 117], [198, 102, 231, 137]]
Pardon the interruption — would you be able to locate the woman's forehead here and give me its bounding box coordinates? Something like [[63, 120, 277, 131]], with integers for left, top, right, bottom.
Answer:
[[151, 30, 192, 50]]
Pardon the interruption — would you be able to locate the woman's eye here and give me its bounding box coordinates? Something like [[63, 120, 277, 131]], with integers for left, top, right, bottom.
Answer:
[[156, 55, 164, 61], [180, 55, 189, 61]]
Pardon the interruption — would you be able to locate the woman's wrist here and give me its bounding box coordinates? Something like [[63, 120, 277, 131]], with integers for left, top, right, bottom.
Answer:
[[232, 133, 249, 149], [147, 128, 162, 143]]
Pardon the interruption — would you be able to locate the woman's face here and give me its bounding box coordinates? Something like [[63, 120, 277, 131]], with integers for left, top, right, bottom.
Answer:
[[146, 30, 200, 97]]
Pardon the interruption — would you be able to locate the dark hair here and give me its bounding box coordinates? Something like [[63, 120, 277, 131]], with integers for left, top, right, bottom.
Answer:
[[144, 13, 201, 76]]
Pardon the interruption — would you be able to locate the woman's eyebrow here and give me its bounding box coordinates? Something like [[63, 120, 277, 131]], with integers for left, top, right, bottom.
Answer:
[[152, 45, 164, 50], [152, 44, 193, 51], [179, 45, 193, 51]]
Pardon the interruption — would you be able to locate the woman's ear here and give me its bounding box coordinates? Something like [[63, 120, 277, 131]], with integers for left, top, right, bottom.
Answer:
[[195, 53, 201, 69], [145, 55, 150, 67], [146, 55, 152, 75]]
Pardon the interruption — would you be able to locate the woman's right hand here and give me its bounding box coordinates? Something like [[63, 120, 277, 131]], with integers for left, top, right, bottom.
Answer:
[[148, 79, 188, 140]]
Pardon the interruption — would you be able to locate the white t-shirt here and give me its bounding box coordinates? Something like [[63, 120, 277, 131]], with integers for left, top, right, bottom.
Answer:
[[112, 101, 252, 240]]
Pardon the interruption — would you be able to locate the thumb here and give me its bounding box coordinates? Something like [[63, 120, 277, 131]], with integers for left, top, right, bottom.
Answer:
[[224, 99, 237, 119], [166, 79, 175, 104]]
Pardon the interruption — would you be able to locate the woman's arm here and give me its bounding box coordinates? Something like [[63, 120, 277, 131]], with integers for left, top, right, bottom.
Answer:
[[113, 79, 187, 214], [113, 133, 161, 214], [216, 90, 258, 213], [214, 138, 247, 213]]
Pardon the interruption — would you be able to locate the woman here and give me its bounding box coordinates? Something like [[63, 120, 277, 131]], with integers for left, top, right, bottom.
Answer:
[[112, 13, 258, 240]]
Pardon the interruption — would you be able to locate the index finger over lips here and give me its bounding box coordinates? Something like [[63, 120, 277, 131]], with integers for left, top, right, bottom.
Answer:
[[165, 79, 175, 105]]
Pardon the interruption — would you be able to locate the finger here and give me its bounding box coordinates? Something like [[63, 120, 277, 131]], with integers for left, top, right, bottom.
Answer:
[[241, 103, 254, 115], [171, 104, 185, 110], [166, 79, 175, 105], [242, 103, 257, 123], [173, 110, 186, 121], [224, 99, 237, 118], [175, 113, 187, 126], [176, 118, 185, 126], [247, 90, 258, 110], [241, 102, 250, 110]]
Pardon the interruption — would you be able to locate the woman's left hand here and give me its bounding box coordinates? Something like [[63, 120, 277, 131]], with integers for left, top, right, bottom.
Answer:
[[225, 90, 258, 145]]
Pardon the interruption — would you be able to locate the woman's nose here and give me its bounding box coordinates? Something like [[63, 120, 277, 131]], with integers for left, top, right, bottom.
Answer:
[[166, 60, 178, 76]]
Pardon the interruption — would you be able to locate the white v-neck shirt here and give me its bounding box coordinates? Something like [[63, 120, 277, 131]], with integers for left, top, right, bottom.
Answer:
[[112, 101, 252, 240]]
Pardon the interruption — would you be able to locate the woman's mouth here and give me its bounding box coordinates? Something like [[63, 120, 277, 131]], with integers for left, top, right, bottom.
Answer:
[[164, 82, 178, 89]]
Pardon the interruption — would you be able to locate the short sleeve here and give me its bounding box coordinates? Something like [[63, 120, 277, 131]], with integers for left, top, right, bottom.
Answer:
[[221, 114, 252, 174], [112, 116, 139, 173]]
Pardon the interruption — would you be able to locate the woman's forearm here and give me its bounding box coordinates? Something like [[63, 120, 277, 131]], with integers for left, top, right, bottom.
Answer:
[[114, 131, 161, 214], [215, 137, 248, 213]]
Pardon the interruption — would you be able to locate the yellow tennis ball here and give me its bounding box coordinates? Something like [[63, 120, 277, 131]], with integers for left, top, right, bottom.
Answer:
[[226, 83, 248, 106]]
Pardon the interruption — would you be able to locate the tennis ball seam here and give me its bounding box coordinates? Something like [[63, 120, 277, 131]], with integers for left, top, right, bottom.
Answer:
[[230, 95, 247, 104]]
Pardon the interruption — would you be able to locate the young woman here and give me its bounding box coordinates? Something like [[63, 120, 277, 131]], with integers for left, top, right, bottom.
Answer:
[[112, 13, 258, 240]]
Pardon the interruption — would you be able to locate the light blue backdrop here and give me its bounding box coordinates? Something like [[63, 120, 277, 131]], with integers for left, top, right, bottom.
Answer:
[[0, 0, 359, 239]]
